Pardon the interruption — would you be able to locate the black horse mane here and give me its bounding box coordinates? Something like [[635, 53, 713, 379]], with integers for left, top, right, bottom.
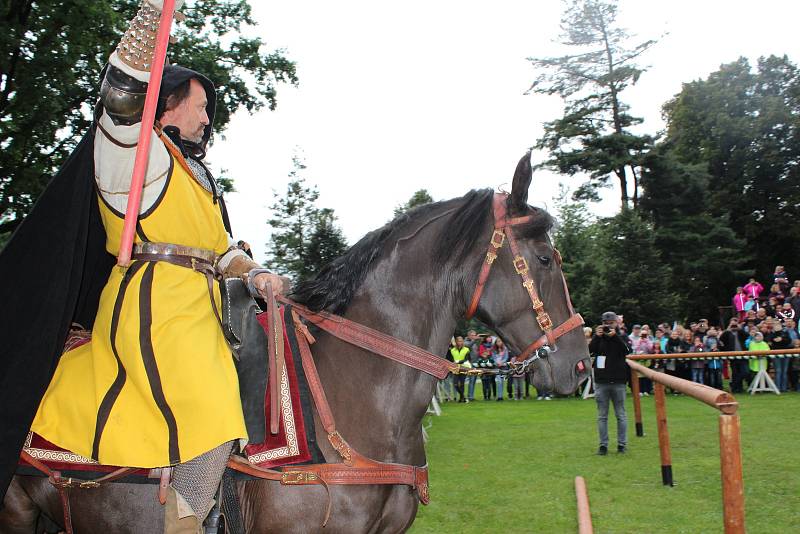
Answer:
[[291, 188, 554, 313]]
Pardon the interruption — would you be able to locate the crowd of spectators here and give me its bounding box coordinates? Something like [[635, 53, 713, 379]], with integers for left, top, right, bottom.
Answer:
[[622, 266, 800, 394], [438, 267, 800, 403], [441, 330, 550, 402]]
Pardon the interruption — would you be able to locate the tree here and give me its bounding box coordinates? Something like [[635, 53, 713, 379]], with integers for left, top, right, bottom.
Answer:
[[393, 189, 434, 218], [660, 55, 800, 284], [639, 148, 750, 319], [552, 184, 597, 315], [527, 0, 657, 208], [305, 208, 349, 279], [0, 0, 298, 237], [266, 156, 348, 282], [582, 209, 679, 326]]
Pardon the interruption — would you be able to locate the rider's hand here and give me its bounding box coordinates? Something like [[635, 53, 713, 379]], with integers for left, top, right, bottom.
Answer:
[[252, 272, 291, 298]]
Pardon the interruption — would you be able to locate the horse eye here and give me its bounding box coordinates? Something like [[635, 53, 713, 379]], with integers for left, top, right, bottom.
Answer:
[[537, 255, 551, 266]]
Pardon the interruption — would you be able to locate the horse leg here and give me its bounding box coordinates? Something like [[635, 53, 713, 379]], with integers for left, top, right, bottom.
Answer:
[[1, 477, 164, 534], [0, 475, 59, 534]]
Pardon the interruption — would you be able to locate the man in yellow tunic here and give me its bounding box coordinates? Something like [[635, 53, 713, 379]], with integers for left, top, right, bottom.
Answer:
[[22, 1, 287, 532]]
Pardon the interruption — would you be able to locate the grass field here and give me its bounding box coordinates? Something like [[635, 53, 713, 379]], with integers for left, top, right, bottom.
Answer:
[[410, 387, 800, 533]]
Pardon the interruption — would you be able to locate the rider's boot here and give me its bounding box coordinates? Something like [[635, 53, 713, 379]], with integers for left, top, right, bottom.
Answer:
[[164, 488, 203, 534]]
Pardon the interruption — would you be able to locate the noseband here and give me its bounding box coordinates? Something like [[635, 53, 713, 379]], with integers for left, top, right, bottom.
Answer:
[[465, 193, 584, 362]]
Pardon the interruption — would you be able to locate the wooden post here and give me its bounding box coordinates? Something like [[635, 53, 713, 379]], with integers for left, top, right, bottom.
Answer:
[[630, 366, 643, 437], [719, 414, 745, 534], [575, 476, 594, 534], [654, 383, 673, 486]]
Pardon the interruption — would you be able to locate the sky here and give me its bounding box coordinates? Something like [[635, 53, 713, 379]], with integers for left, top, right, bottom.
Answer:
[[207, 1, 800, 264]]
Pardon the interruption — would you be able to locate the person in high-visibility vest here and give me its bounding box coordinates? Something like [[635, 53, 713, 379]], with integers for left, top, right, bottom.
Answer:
[[450, 336, 472, 403]]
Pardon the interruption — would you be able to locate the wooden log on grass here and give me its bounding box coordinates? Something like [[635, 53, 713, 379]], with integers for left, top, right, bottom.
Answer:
[[574, 476, 593, 534]]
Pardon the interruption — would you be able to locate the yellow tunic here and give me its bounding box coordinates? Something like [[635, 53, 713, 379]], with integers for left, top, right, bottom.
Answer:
[[31, 143, 247, 467]]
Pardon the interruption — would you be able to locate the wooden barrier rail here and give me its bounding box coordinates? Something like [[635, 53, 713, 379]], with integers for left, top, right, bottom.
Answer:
[[627, 359, 745, 534], [574, 476, 593, 534], [627, 347, 800, 360]]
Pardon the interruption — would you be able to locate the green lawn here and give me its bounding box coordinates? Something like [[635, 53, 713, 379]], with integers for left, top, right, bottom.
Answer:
[[411, 387, 800, 533]]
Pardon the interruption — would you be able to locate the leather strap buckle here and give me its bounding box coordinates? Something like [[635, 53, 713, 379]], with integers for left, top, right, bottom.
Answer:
[[281, 471, 318, 485], [486, 251, 498, 265], [513, 256, 529, 275], [490, 230, 505, 248], [537, 312, 553, 331], [328, 431, 353, 464]]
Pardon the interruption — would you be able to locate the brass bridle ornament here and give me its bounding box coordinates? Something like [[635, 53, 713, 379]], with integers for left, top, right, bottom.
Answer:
[[465, 193, 585, 365]]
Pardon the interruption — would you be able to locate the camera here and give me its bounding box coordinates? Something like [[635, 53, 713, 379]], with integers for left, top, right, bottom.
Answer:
[[602, 325, 611, 333]]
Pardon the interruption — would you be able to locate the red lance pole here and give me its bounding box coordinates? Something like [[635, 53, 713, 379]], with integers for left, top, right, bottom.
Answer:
[[117, 0, 177, 266]]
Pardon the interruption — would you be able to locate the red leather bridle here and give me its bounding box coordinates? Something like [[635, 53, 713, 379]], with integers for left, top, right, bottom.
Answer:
[[465, 193, 584, 361]]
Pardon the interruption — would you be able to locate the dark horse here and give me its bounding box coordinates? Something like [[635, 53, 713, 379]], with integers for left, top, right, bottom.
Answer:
[[0, 154, 590, 533]]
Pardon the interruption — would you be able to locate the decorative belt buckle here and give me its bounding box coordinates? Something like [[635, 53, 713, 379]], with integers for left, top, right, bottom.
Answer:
[[491, 230, 505, 248]]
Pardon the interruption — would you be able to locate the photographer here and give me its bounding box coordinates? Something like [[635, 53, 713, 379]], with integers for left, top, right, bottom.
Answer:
[[589, 311, 631, 455]]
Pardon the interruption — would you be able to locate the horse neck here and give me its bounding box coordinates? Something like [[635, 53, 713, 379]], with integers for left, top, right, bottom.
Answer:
[[312, 211, 482, 463]]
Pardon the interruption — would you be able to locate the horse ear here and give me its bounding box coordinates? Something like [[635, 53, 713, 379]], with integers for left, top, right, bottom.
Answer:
[[509, 150, 532, 214]]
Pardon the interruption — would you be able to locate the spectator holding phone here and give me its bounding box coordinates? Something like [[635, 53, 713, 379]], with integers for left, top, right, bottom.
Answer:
[[589, 311, 631, 455]]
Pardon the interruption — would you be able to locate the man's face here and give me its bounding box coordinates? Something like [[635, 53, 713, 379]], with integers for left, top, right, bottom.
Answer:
[[467, 330, 478, 339], [160, 79, 209, 144], [455, 337, 464, 349]]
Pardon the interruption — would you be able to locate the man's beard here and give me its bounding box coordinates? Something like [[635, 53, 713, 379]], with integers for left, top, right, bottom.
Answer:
[[183, 129, 204, 144]]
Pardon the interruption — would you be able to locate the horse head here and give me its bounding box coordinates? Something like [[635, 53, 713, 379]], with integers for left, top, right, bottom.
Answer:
[[467, 151, 590, 394]]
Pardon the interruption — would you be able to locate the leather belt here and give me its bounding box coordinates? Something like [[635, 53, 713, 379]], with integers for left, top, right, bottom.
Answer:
[[131, 244, 223, 327], [133, 242, 217, 263]]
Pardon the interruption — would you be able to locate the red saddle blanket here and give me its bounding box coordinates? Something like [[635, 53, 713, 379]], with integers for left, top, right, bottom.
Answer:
[[20, 308, 312, 476]]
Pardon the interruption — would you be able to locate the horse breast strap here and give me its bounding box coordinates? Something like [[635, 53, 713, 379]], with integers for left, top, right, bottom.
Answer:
[[466, 193, 583, 358]]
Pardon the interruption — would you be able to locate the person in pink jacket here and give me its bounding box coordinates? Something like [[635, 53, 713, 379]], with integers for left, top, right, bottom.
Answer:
[[744, 278, 764, 300], [732, 287, 748, 321]]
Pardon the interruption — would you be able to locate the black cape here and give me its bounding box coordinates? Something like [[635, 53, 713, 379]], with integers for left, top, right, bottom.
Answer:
[[0, 65, 223, 505]]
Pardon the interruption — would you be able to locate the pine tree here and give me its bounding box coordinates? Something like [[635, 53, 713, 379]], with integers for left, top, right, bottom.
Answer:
[[552, 185, 597, 316], [393, 189, 434, 218], [583, 209, 679, 325], [305, 208, 349, 280], [265, 156, 348, 282], [527, 0, 657, 208], [639, 149, 750, 319]]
